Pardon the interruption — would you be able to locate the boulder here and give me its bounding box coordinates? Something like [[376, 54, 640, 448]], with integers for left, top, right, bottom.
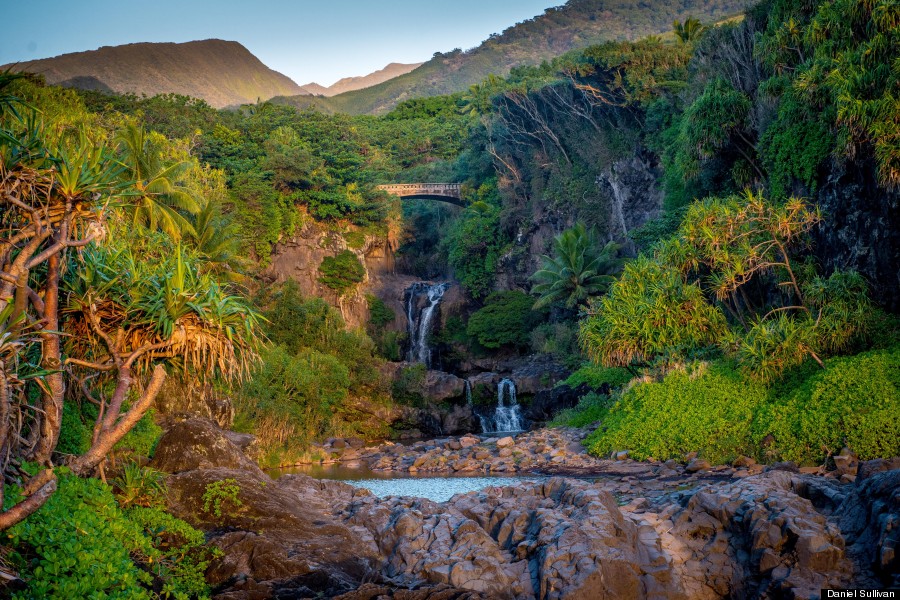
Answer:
[[496, 436, 515, 448], [424, 370, 466, 402], [150, 418, 263, 475]]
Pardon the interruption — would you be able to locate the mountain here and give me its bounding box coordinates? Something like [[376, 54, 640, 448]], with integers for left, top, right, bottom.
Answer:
[[305, 62, 424, 97], [5, 39, 304, 109], [276, 0, 755, 115]]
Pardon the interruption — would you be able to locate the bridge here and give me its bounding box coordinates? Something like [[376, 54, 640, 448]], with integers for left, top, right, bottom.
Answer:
[[377, 183, 464, 207]]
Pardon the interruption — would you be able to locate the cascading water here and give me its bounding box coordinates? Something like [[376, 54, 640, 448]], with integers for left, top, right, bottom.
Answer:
[[405, 282, 449, 367], [479, 378, 524, 433]]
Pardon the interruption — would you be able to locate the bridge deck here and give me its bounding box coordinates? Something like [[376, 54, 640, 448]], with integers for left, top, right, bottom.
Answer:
[[377, 183, 463, 201]]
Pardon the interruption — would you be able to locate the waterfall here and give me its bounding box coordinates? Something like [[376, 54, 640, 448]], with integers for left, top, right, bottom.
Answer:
[[479, 378, 524, 434], [405, 282, 449, 367]]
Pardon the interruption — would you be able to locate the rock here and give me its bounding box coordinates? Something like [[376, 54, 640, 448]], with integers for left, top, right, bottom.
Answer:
[[686, 458, 711, 473], [459, 436, 479, 448], [615, 451, 629, 461], [332, 438, 347, 449], [833, 447, 859, 475], [858, 457, 900, 481], [766, 461, 800, 473], [526, 384, 589, 423], [424, 370, 466, 402], [496, 436, 515, 448], [150, 418, 264, 475], [733, 455, 756, 468]]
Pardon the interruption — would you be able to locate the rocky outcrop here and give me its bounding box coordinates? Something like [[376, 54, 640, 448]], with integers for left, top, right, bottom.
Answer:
[[150, 418, 261, 474], [596, 152, 664, 253], [814, 158, 900, 310], [263, 220, 396, 328], [153, 419, 900, 599]]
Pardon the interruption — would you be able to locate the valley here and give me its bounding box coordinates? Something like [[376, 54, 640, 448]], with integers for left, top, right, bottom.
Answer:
[[0, 0, 898, 597]]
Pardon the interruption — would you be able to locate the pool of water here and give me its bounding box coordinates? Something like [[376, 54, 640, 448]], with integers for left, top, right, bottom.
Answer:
[[274, 463, 543, 502]]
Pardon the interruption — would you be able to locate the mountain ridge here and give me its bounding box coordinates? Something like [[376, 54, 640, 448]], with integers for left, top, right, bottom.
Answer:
[[275, 0, 756, 115], [4, 39, 304, 109]]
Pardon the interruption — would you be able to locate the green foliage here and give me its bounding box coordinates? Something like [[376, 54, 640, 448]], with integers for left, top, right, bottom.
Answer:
[[235, 345, 350, 453], [366, 294, 403, 361], [549, 392, 612, 428], [586, 363, 767, 463], [6, 473, 210, 599], [116, 410, 164, 458], [564, 364, 634, 390], [673, 17, 707, 43], [580, 256, 727, 368], [466, 291, 546, 350], [529, 322, 582, 369], [391, 364, 428, 407], [445, 192, 504, 299], [530, 223, 622, 309], [758, 89, 834, 198], [113, 463, 166, 509], [201, 479, 243, 518], [753, 346, 900, 464], [318, 250, 366, 296]]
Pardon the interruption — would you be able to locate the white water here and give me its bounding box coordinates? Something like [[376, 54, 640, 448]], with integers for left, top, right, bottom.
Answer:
[[480, 378, 524, 433], [405, 282, 449, 366]]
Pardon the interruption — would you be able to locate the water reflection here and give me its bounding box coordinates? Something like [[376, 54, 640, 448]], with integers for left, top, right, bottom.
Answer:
[[274, 463, 543, 503]]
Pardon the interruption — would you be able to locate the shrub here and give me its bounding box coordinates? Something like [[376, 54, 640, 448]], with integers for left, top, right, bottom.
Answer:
[[113, 463, 166, 509], [564, 364, 634, 390], [318, 250, 366, 295], [753, 346, 900, 465], [580, 256, 727, 367], [6, 473, 210, 599], [466, 291, 546, 349], [549, 392, 612, 428], [202, 479, 243, 518], [586, 362, 767, 463], [391, 364, 428, 407]]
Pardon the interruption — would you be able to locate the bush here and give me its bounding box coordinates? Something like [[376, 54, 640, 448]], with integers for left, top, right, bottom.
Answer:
[[318, 250, 366, 295], [6, 473, 211, 599], [564, 364, 634, 390], [391, 364, 427, 407], [753, 346, 900, 465], [466, 291, 546, 349], [549, 392, 612, 428], [586, 362, 767, 463]]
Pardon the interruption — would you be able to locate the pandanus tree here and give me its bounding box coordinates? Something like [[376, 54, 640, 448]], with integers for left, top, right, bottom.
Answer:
[[530, 223, 623, 310], [0, 74, 261, 528]]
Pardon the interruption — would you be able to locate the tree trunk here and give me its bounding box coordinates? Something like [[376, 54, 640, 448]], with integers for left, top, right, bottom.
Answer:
[[70, 365, 166, 476], [30, 253, 64, 463]]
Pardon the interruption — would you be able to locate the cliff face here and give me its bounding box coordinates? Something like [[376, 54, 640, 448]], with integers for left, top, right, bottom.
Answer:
[[7, 39, 304, 108], [814, 159, 900, 310]]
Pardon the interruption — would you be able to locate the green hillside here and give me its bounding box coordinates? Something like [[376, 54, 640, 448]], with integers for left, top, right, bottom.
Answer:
[[273, 0, 753, 115]]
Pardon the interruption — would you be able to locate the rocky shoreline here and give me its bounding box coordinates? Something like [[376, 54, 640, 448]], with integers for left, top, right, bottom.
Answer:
[[152, 419, 900, 599]]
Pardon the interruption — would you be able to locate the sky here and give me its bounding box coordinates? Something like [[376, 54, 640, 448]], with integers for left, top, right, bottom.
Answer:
[[1, 0, 557, 86]]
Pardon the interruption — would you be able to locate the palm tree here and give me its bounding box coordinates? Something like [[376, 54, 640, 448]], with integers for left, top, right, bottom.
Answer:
[[186, 197, 248, 281], [530, 223, 623, 310], [673, 17, 706, 43], [115, 124, 199, 239]]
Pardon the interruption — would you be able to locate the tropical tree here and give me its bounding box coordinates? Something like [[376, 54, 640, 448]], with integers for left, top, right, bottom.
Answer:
[[115, 123, 200, 239], [673, 17, 706, 43], [531, 223, 623, 310]]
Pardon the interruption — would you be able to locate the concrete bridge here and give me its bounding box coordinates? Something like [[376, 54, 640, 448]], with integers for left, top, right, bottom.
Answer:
[[377, 183, 464, 206]]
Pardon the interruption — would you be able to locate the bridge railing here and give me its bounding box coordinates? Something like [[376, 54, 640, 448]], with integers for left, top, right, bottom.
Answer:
[[376, 183, 463, 198]]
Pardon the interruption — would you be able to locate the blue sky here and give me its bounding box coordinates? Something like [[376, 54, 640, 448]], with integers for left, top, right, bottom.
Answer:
[[1, 0, 557, 86]]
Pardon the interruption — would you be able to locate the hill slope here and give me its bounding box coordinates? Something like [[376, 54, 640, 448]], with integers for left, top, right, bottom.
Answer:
[[6, 39, 304, 108], [277, 0, 754, 114], [314, 62, 424, 97]]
